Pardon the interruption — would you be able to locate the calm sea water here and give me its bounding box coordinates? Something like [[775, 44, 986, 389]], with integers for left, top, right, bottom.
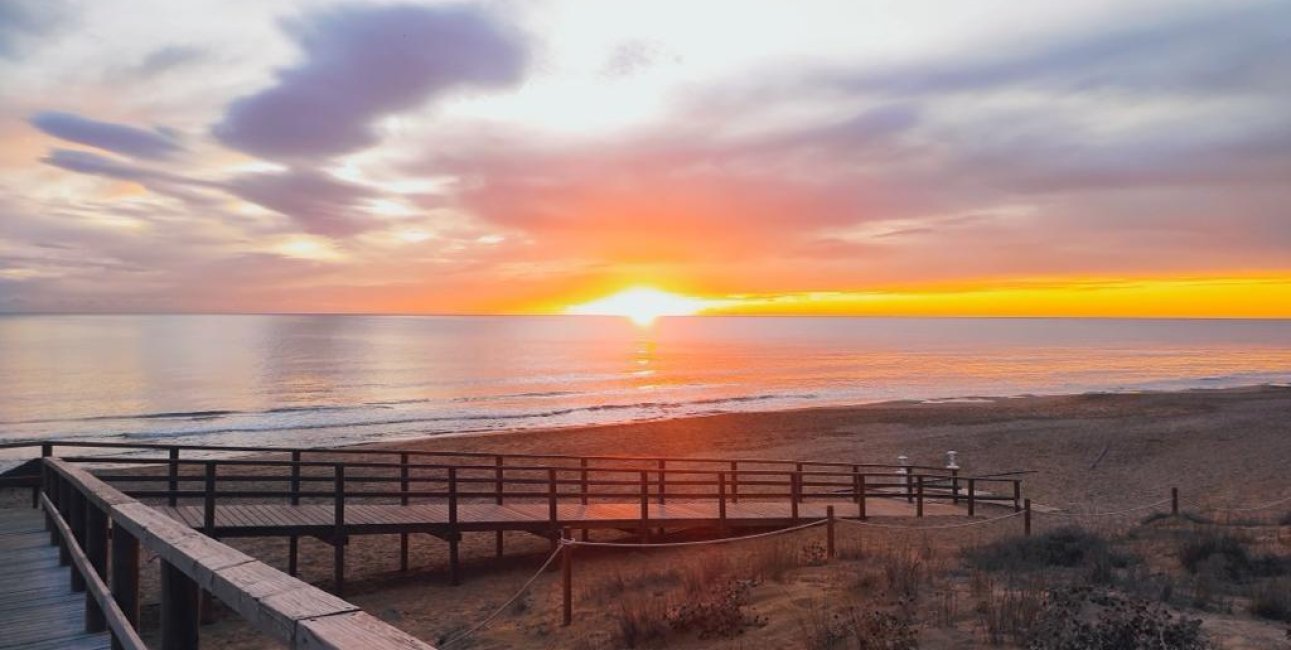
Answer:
[[2, 315, 1290, 463]]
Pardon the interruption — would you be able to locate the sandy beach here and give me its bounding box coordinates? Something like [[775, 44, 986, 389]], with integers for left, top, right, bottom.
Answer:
[[152, 385, 1289, 649]]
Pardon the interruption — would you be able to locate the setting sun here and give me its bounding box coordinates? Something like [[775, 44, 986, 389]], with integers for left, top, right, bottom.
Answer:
[[564, 287, 710, 325]]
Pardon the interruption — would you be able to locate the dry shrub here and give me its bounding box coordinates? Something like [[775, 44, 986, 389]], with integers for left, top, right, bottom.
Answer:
[[745, 537, 800, 583], [971, 573, 1048, 646], [1249, 578, 1291, 622], [665, 578, 764, 639], [797, 600, 917, 650], [1027, 587, 1216, 650], [613, 596, 670, 648]]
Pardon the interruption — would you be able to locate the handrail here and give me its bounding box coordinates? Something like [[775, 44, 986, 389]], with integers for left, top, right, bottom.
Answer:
[[44, 458, 436, 650], [40, 492, 148, 650], [0, 438, 954, 473]]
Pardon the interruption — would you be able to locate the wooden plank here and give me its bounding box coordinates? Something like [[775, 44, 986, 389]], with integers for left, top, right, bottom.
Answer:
[[206, 561, 357, 644]]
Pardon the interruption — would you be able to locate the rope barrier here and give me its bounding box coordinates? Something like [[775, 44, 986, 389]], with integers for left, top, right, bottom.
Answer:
[[1033, 498, 1170, 518], [562, 518, 829, 549], [835, 510, 1024, 530], [1193, 494, 1291, 514], [439, 544, 565, 649]]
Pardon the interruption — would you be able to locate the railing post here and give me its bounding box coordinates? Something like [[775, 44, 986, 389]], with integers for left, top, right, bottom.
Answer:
[[826, 505, 836, 560], [288, 450, 301, 576], [548, 468, 559, 526], [717, 471, 727, 523], [951, 468, 960, 505], [791, 472, 800, 522], [1013, 480, 1022, 513], [916, 475, 925, 518], [400, 452, 410, 572], [203, 461, 216, 535], [333, 464, 345, 596], [657, 459, 666, 505], [110, 523, 140, 650], [84, 501, 109, 633], [579, 458, 589, 505], [1024, 498, 1032, 536], [160, 560, 199, 650], [858, 474, 867, 520], [730, 461, 739, 503], [638, 470, 649, 541], [70, 489, 86, 593], [495, 455, 505, 557], [795, 463, 805, 502], [1171, 487, 1179, 516], [168, 448, 179, 508], [56, 478, 71, 565], [561, 529, 573, 627]]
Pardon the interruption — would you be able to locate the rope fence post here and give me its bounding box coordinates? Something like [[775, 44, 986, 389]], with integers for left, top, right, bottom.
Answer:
[[1024, 498, 1032, 537], [561, 529, 573, 627]]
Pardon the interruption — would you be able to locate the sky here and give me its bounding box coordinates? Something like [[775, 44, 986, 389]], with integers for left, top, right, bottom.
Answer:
[[1, 0, 1289, 316]]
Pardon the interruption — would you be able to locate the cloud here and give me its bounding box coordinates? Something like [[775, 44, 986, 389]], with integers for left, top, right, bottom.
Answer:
[[0, 0, 67, 60], [31, 111, 182, 159], [134, 45, 207, 77], [213, 3, 527, 161], [225, 168, 377, 237]]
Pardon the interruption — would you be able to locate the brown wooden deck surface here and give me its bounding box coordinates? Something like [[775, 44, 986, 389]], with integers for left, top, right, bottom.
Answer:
[[0, 508, 112, 650], [154, 498, 958, 537]]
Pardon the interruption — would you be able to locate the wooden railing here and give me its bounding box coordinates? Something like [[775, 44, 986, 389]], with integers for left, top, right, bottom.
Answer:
[[40, 458, 436, 650]]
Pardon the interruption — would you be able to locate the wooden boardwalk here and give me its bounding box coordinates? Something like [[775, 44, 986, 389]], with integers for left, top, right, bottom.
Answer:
[[155, 498, 958, 538], [0, 508, 111, 650]]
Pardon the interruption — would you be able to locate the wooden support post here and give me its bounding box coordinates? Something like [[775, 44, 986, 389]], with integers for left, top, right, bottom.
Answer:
[[826, 506, 836, 560], [495, 455, 505, 557], [916, 475, 925, 518], [791, 472, 800, 522], [1024, 498, 1032, 537], [110, 524, 139, 650], [70, 490, 86, 593], [203, 462, 216, 535], [906, 469, 914, 504], [579, 458, 589, 505], [858, 474, 867, 520], [84, 502, 108, 633], [951, 469, 960, 505], [400, 452, 410, 572], [167, 448, 179, 508], [1171, 487, 1179, 516], [333, 464, 345, 596], [160, 560, 199, 650], [730, 461, 739, 503], [1013, 480, 1022, 513], [289, 450, 300, 576], [561, 528, 573, 627], [967, 478, 976, 517]]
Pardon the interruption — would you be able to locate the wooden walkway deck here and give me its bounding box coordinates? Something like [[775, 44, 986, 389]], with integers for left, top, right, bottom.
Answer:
[[0, 508, 111, 650], [156, 498, 957, 537]]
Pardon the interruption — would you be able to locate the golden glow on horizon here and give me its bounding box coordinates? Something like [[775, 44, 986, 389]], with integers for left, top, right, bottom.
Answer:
[[545, 274, 1291, 319], [564, 287, 712, 325]]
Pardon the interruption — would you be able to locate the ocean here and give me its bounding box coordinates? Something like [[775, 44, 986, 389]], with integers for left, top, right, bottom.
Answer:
[[2, 315, 1290, 464]]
